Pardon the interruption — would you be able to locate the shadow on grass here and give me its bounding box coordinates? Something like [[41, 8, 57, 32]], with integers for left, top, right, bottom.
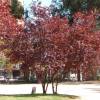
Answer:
[[6, 94, 78, 99]]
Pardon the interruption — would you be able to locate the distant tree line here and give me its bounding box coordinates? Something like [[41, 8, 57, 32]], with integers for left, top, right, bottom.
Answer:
[[10, 0, 24, 19]]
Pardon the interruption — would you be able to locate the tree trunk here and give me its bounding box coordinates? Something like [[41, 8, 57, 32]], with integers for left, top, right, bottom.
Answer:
[[23, 68, 29, 81], [42, 83, 46, 94], [52, 81, 58, 94], [90, 67, 96, 80], [55, 81, 58, 94], [77, 69, 80, 81], [51, 76, 55, 94], [41, 78, 49, 94], [21, 63, 30, 82], [51, 76, 58, 94]]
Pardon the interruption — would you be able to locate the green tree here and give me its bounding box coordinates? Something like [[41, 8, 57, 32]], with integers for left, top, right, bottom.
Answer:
[[10, 0, 24, 19], [62, 0, 100, 12]]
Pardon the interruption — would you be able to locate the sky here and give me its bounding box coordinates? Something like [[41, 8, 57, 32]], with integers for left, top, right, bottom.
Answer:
[[24, 0, 52, 9]]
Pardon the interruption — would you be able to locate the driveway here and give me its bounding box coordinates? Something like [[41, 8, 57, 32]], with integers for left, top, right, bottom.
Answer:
[[0, 83, 100, 100]]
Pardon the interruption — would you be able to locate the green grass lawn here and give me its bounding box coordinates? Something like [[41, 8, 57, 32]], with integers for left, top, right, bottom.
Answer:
[[0, 94, 79, 100]]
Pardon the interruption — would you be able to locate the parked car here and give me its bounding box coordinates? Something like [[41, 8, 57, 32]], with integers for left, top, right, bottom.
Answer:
[[0, 76, 5, 81]]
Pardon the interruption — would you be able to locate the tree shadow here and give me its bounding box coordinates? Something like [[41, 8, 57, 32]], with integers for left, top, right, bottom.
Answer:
[[2, 94, 79, 99]]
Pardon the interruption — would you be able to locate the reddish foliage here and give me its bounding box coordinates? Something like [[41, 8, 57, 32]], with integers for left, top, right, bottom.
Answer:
[[0, 1, 100, 93], [0, 2, 23, 38]]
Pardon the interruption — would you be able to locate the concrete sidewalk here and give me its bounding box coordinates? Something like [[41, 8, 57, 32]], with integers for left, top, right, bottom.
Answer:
[[0, 83, 100, 100]]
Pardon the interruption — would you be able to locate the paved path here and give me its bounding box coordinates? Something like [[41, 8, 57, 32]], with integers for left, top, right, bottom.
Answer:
[[0, 83, 100, 100]]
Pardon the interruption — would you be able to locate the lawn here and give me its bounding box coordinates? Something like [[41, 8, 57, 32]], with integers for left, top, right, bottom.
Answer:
[[0, 94, 79, 100]]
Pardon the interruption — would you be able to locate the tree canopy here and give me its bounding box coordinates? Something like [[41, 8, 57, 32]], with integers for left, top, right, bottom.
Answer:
[[51, 0, 100, 15], [0, 0, 100, 94]]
